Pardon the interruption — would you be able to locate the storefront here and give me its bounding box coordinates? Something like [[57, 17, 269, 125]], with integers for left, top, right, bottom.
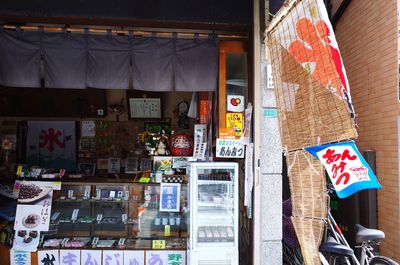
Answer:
[[0, 2, 258, 264]]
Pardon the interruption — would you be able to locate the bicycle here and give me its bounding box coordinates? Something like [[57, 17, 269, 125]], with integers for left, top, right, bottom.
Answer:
[[319, 211, 399, 265]]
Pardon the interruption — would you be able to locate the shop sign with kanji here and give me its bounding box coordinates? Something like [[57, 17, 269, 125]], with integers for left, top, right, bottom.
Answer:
[[216, 139, 245, 158], [305, 141, 381, 198], [159, 183, 181, 212]]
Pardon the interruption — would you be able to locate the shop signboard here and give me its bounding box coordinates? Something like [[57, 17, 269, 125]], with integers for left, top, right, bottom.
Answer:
[[10, 250, 31, 265], [103, 250, 123, 265], [305, 141, 381, 198], [60, 249, 80, 265], [146, 251, 167, 265], [124, 251, 145, 265], [159, 183, 181, 212], [81, 250, 102, 265], [38, 250, 59, 265], [216, 139, 245, 158]]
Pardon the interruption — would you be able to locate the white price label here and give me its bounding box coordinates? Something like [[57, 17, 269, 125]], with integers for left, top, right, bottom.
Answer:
[[118, 238, 125, 247], [51, 212, 60, 221], [124, 191, 130, 201], [117, 191, 123, 198], [61, 238, 69, 247], [96, 189, 101, 199], [84, 189, 90, 198], [71, 209, 79, 222], [68, 190, 74, 199], [96, 214, 103, 223], [109, 190, 116, 199], [92, 237, 99, 246], [122, 214, 128, 223]]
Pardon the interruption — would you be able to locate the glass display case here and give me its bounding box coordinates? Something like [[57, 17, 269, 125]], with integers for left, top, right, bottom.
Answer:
[[42, 180, 188, 250], [188, 162, 238, 265]]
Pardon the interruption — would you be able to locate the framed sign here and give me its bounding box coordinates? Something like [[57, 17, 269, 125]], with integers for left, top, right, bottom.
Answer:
[[129, 98, 161, 119]]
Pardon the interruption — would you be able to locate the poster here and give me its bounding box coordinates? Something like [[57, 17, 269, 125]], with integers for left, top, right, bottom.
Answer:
[[26, 121, 76, 171], [60, 249, 80, 265], [166, 251, 186, 265], [81, 250, 102, 265], [103, 250, 123, 265], [159, 183, 181, 212], [216, 139, 245, 158], [38, 250, 59, 265], [226, 113, 243, 137], [10, 250, 31, 265], [124, 250, 145, 265], [305, 141, 381, 198], [146, 251, 166, 265]]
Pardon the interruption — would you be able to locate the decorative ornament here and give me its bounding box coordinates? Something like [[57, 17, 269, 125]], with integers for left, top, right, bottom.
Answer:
[[170, 134, 193, 156]]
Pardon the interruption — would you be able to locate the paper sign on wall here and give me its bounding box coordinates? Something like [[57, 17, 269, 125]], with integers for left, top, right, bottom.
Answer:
[[60, 249, 80, 265], [124, 250, 145, 265], [305, 141, 382, 198], [103, 250, 123, 265], [38, 250, 59, 265], [81, 250, 102, 265], [11, 250, 31, 265], [216, 139, 245, 158], [166, 251, 186, 265], [146, 251, 167, 265], [81, 121, 96, 137], [226, 113, 243, 137], [159, 183, 181, 212]]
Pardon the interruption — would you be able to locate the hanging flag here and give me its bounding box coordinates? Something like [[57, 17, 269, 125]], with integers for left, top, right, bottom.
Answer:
[[305, 141, 381, 198]]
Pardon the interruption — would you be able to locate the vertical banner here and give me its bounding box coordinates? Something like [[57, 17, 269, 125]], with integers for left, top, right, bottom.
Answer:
[[146, 251, 167, 265], [60, 249, 80, 265], [305, 141, 381, 198], [244, 143, 254, 207], [10, 250, 31, 265], [124, 250, 145, 265], [38, 250, 59, 265], [81, 250, 102, 265]]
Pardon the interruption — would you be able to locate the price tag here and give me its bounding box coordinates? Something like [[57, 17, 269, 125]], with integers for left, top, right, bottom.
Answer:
[[139, 176, 151, 183], [96, 214, 103, 224], [68, 190, 74, 199], [92, 237, 99, 246], [51, 212, 60, 221], [124, 191, 130, 201], [71, 209, 79, 222], [109, 190, 116, 199], [61, 238, 69, 247], [164, 225, 171, 237], [152, 240, 166, 249], [118, 237, 125, 247], [96, 189, 101, 200], [84, 189, 91, 199], [16, 165, 23, 176], [117, 191, 123, 198], [121, 214, 127, 224]]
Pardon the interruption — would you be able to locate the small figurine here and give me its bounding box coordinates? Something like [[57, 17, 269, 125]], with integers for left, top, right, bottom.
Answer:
[[154, 137, 170, 156]]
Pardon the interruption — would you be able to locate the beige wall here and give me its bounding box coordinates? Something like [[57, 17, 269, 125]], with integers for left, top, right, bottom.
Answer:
[[335, 0, 399, 260]]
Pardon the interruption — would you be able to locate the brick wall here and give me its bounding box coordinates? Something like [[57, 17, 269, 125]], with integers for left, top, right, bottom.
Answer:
[[335, 0, 399, 261]]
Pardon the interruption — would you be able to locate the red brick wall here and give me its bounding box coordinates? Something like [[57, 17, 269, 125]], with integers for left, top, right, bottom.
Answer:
[[335, 0, 399, 261]]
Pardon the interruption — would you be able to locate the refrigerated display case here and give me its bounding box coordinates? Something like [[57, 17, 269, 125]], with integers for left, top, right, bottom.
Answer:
[[188, 162, 238, 265]]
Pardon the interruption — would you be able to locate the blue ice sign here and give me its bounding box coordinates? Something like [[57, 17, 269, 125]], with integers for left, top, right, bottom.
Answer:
[[160, 183, 181, 212]]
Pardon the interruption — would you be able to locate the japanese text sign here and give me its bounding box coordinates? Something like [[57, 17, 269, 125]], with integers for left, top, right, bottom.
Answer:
[[60, 249, 80, 265], [166, 251, 186, 265], [38, 250, 59, 265], [11, 250, 31, 265], [159, 183, 180, 212], [81, 250, 102, 265], [226, 113, 243, 137], [103, 250, 123, 265], [124, 250, 145, 265], [305, 141, 381, 198], [216, 139, 245, 158], [146, 251, 166, 265]]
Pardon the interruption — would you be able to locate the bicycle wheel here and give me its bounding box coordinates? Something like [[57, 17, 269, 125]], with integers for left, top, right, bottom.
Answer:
[[369, 256, 399, 265]]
